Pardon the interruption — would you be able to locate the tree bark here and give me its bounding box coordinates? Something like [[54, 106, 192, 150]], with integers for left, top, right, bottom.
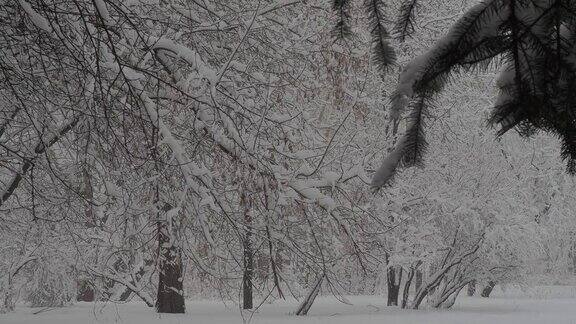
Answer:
[[76, 280, 95, 302], [242, 230, 254, 309], [480, 281, 496, 298], [2, 282, 15, 313], [155, 221, 185, 313], [387, 266, 402, 306], [415, 270, 423, 292], [295, 274, 323, 315], [401, 268, 415, 309], [0, 117, 79, 208], [467, 280, 476, 296], [439, 285, 465, 309], [242, 191, 254, 310], [412, 287, 429, 309]]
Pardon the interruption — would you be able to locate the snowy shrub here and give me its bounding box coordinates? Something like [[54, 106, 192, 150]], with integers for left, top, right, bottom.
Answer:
[[23, 260, 74, 308]]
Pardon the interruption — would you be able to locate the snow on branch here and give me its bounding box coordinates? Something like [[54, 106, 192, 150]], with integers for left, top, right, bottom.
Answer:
[[94, 4, 216, 245], [373, 0, 508, 189], [18, 0, 52, 33], [151, 37, 217, 84], [0, 117, 80, 207], [122, 65, 215, 245], [87, 266, 154, 307], [93, 0, 112, 25], [151, 35, 356, 215]]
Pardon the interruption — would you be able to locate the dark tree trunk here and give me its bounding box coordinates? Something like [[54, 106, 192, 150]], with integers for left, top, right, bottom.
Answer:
[[76, 280, 95, 302], [467, 280, 476, 296], [118, 288, 132, 302], [2, 284, 15, 312], [480, 281, 496, 298], [415, 270, 423, 293], [401, 268, 415, 308], [387, 266, 402, 306], [439, 284, 466, 309], [242, 230, 254, 309], [242, 192, 254, 310], [151, 121, 184, 314], [155, 221, 185, 313], [295, 274, 323, 315], [412, 287, 429, 310]]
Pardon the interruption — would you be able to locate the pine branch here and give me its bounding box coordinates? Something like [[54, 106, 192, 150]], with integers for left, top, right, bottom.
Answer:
[[365, 0, 396, 71], [394, 0, 419, 42], [372, 94, 429, 188], [389, 0, 507, 123], [400, 95, 429, 167], [332, 0, 352, 39]]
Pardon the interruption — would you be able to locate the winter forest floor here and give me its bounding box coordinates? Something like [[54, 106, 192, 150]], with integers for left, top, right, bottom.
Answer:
[[3, 286, 576, 324]]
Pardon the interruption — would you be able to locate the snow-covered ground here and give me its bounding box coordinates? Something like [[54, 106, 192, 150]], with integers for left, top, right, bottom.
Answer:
[[3, 286, 576, 324]]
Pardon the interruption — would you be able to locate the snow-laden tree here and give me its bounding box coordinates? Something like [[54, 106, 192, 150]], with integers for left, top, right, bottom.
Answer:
[[0, 0, 389, 313], [3, 0, 576, 318], [356, 0, 576, 308]]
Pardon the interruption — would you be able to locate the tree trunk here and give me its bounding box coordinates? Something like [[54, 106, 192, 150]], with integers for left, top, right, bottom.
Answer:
[[76, 280, 95, 302], [295, 274, 323, 315], [401, 268, 415, 309], [242, 229, 254, 309], [241, 192, 254, 310], [387, 266, 402, 306], [415, 270, 423, 292], [411, 287, 429, 310], [155, 221, 185, 313], [480, 281, 496, 298], [467, 280, 476, 296], [1, 282, 15, 313], [439, 285, 465, 309]]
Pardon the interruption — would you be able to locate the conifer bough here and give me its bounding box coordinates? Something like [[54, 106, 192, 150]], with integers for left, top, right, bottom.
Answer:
[[371, 0, 576, 188]]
